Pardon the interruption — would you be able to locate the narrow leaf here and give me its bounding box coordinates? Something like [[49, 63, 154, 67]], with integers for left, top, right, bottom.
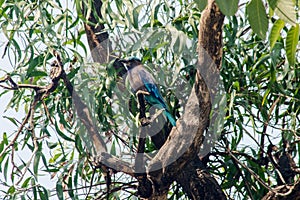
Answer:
[[262, 88, 271, 106], [274, 0, 297, 25], [38, 186, 49, 200], [33, 151, 41, 176], [286, 24, 299, 66], [4, 157, 9, 181], [31, 178, 37, 200], [21, 177, 32, 188], [3, 116, 18, 127], [269, 19, 285, 48], [67, 175, 75, 198], [28, 71, 48, 77], [194, 0, 208, 11], [133, 5, 144, 29], [247, 0, 268, 39], [27, 54, 45, 77], [54, 120, 74, 142], [56, 180, 64, 200], [216, 0, 239, 16]]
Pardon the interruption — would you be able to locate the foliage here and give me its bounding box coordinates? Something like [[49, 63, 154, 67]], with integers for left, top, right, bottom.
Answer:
[[220, 13, 300, 198], [0, 0, 299, 199]]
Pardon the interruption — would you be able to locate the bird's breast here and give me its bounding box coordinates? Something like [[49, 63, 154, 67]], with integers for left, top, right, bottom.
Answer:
[[128, 69, 146, 92]]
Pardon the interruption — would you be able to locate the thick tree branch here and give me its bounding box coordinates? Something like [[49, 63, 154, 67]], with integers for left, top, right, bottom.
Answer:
[[53, 52, 107, 155], [176, 157, 225, 200], [146, 69, 211, 194], [82, 1, 112, 63], [175, 0, 226, 199]]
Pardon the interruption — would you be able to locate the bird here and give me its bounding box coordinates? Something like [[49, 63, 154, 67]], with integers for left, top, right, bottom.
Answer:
[[119, 57, 176, 126]]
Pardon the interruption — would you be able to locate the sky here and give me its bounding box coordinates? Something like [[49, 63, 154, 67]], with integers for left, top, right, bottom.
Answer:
[[0, 38, 25, 135]]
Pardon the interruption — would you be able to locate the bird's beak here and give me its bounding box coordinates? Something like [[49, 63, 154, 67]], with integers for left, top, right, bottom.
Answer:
[[119, 59, 129, 64], [118, 59, 130, 70]]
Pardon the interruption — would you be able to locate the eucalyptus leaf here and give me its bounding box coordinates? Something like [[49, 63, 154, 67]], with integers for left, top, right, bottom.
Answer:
[[216, 0, 239, 16], [286, 24, 299, 66], [269, 19, 285, 49], [246, 0, 268, 39]]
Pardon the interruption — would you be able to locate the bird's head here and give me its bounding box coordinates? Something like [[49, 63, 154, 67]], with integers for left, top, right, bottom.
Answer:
[[119, 57, 142, 70]]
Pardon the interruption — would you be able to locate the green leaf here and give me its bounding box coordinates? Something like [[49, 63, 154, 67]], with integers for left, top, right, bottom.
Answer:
[[34, 151, 41, 176], [269, 19, 285, 48], [7, 185, 15, 194], [0, 141, 4, 155], [21, 177, 32, 188], [246, 0, 268, 39], [38, 186, 49, 200], [31, 176, 37, 200], [75, 134, 83, 153], [56, 180, 64, 200], [216, 0, 239, 16], [4, 156, 9, 181], [262, 88, 271, 106], [0, 0, 4, 8], [269, 0, 297, 25], [67, 175, 75, 199], [47, 141, 58, 149], [133, 5, 144, 29], [26, 54, 45, 77], [151, 4, 161, 27], [3, 116, 18, 127], [54, 120, 74, 142], [3, 132, 8, 145], [194, 0, 208, 11], [286, 24, 299, 66], [11, 39, 22, 62], [110, 140, 116, 156], [28, 71, 48, 77]]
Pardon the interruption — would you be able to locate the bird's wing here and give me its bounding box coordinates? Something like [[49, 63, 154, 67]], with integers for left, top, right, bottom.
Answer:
[[138, 68, 167, 108]]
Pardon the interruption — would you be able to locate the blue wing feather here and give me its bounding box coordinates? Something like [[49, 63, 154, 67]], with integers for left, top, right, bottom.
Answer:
[[135, 66, 176, 126], [139, 70, 166, 108]]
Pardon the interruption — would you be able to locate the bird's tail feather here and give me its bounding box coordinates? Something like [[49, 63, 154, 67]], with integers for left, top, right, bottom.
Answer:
[[164, 110, 176, 126]]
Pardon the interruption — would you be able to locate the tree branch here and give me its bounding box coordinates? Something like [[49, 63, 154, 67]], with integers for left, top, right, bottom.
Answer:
[[174, 0, 226, 199]]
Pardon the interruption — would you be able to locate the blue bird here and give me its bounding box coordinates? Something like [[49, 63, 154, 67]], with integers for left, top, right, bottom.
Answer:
[[119, 58, 176, 126]]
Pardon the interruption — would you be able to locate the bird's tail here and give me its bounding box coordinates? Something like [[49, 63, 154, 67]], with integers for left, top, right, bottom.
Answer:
[[163, 110, 176, 126]]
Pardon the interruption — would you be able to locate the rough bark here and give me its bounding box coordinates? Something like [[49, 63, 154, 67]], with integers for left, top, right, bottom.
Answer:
[[174, 0, 226, 199], [82, 1, 112, 63], [144, 69, 211, 197], [177, 157, 225, 199]]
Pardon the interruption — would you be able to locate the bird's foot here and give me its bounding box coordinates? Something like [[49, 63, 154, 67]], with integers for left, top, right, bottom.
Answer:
[[150, 109, 164, 121], [140, 117, 151, 126], [136, 90, 150, 96]]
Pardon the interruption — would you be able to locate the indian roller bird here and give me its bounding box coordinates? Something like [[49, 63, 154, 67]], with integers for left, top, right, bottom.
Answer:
[[119, 58, 176, 126]]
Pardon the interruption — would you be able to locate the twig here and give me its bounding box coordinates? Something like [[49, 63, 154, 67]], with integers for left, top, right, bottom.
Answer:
[[62, 181, 137, 192], [231, 154, 255, 200], [227, 148, 274, 192], [42, 100, 54, 125], [16, 94, 40, 185], [10, 145, 22, 177], [259, 96, 281, 159], [96, 182, 137, 200], [0, 107, 32, 159], [0, 75, 45, 91], [85, 168, 97, 200]]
